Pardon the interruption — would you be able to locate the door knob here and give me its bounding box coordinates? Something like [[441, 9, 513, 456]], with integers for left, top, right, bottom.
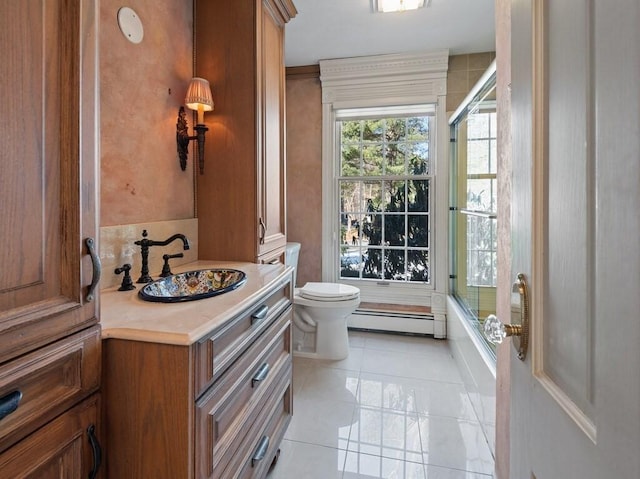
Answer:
[[484, 315, 522, 343], [483, 273, 530, 361]]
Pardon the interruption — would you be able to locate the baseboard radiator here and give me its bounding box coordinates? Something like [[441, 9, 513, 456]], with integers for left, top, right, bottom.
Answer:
[[348, 307, 435, 336]]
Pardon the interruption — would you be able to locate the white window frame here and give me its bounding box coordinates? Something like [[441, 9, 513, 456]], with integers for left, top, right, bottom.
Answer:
[[319, 51, 449, 309]]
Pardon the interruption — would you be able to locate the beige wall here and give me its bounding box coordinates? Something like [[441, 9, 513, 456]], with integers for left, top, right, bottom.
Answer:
[[447, 52, 496, 112], [99, 0, 196, 288], [100, 0, 194, 226], [285, 70, 323, 286]]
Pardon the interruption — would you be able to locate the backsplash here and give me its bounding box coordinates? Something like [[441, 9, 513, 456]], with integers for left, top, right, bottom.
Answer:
[[100, 218, 198, 289]]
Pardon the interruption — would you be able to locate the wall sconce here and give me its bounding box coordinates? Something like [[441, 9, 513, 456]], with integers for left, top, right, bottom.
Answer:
[[176, 77, 213, 174]]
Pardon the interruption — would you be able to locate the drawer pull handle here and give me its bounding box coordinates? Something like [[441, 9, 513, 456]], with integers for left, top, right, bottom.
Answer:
[[87, 424, 102, 479], [0, 390, 22, 421], [252, 363, 270, 387], [251, 305, 269, 324], [251, 435, 270, 467]]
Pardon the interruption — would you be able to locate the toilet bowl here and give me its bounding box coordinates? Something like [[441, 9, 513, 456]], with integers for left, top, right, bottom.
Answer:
[[285, 243, 361, 360]]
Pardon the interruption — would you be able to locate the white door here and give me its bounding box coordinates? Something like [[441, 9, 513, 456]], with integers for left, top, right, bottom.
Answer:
[[507, 0, 640, 477]]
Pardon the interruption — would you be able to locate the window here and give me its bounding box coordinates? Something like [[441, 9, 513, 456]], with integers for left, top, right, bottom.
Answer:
[[336, 108, 434, 284], [319, 51, 449, 322], [465, 110, 497, 287], [449, 62, 497, 354]]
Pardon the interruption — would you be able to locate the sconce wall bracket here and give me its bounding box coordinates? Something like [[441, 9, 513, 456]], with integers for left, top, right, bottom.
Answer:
[[176, 106, 208, 174]]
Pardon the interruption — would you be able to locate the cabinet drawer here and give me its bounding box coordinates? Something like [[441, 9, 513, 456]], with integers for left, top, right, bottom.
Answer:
[[0, 326, 100, 453], [196, 310, 291, 479], [234, 371, 293, 479], [195, 275, 291, 396], [0, 393, 101, 478]]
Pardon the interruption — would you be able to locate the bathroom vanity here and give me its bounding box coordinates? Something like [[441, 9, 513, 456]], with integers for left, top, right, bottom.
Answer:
[[101, 262, 293, 479]]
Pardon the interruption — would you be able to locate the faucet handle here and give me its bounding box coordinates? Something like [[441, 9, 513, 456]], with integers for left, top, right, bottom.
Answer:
[[160, 253, 184, 277], [114, 264, 136, 291]]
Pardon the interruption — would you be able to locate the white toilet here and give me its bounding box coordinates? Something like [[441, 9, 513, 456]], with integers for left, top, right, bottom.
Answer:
[[285, 242, 360, 360]]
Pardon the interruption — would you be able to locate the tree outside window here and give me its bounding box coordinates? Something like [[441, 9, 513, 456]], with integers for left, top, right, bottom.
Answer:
[[338, 114, 433, 283]]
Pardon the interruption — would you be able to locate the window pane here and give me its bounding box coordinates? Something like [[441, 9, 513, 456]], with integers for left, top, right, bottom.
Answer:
[[490, 112, 497, 136], [385, 118, 406, 141], [341, 120, 362, 143], [467, 250, 494, 286], [407, 215, 429, 247], [351, 214, 364, 244], [407, 117, 429, 140], [466, 215, 497, 286], [408, 180, 429, 212], [340, 247, 362, 278], [490, 139, 497, 174], [383, 181, 405, 212], [363, 181, 382, 210], [467, 139, 490, 174], [363, 144, 383, 175], [467, 114, 489, 139], [341, 213, 363, 245], [340, 181, 359, 212], [363, 214, 382, 246], [407, 250, 429, 282], [384, 215, 405, 246], [341, 145, 361, 176], [405, 143, 429, 175], [384, 249, 405, 280], [362, 248, 383, 279], [467, 178, 494, 211], [363, 119, 384, 141], [385, 143, 405, 175]]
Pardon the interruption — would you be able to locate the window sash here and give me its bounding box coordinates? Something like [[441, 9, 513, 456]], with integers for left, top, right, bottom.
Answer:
[[336, 111, 435, 285]]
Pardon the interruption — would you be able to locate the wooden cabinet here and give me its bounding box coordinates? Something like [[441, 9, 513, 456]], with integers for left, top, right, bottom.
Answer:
[[0, 1, 101, 477], [103, 274, 293, 479], [194, 0, 296, 264]]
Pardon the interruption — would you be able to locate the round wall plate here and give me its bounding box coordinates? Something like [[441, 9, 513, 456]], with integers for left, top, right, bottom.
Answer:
[[117, 7, 144, 44]]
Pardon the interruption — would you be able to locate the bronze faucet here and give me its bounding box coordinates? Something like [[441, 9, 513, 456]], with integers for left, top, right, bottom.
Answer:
[[134, 230, 190, 283]]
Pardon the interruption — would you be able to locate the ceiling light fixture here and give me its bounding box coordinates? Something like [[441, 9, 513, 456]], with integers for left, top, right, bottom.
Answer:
[[373, 0, 428, 13]]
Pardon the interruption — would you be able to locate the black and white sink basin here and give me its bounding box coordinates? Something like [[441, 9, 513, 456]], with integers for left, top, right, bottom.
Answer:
[[138, 269, 247, 303]]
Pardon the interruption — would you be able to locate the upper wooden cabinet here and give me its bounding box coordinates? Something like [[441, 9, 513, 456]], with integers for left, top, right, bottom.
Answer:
[[195, 0, 296, 263], [0, 0, 100, 363]]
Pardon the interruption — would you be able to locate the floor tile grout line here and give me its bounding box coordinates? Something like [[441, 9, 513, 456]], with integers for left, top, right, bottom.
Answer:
[[275, 439, 494, 478], [297, 360, 467, 387], [283, 331, 495, 478]]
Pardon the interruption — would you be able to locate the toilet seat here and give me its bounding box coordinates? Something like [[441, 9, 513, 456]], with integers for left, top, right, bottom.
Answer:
[[297, 282, 360, 302]]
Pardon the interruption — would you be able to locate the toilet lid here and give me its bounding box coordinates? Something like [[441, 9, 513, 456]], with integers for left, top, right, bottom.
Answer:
[[299, 282, 360, 301]]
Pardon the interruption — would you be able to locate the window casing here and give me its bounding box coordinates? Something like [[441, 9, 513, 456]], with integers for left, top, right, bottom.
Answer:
[[319, 51, 449, 315]]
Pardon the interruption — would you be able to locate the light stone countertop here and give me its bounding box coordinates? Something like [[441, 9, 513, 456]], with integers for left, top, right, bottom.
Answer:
[[100, 260, 292, 346]]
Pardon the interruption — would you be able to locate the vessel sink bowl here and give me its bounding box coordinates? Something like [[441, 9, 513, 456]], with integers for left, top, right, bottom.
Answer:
[[138, 269, 247, 303]]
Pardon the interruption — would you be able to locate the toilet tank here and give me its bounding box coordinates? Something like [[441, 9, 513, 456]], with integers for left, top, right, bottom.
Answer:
[[285, 242, 301, 287]]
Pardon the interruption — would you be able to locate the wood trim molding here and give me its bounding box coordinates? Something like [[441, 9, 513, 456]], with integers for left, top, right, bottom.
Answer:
[[285, 65, 320, 80], [359, 302, 432, 314], [319, 50, 449, 104], [265, 0, 297, 25]]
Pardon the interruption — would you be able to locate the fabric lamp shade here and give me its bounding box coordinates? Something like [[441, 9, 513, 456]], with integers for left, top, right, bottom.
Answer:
[[185, 77, 214, 124]]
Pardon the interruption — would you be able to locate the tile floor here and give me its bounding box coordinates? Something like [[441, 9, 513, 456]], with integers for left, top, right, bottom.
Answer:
[[267, 330, 495, 479]]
